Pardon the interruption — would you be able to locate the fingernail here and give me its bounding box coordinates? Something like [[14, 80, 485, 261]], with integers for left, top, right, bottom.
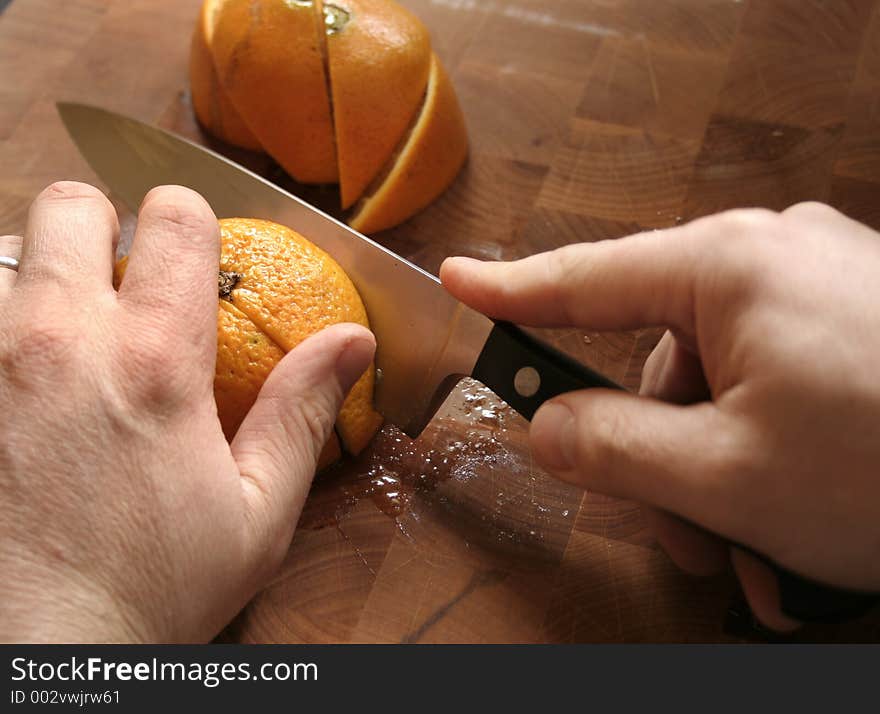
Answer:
[[334, 334, 375, 391], [530, 401, 576, 472]]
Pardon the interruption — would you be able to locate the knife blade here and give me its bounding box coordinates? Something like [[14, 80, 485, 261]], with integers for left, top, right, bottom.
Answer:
[[56, 102, 619, 436]]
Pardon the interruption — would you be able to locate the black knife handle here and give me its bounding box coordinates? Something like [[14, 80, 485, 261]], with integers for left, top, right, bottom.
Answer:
[[471, 321, 620, 420], [471, 321, 879, 624]]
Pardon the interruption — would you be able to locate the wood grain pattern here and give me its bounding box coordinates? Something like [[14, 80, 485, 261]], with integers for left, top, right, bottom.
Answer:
[[2, 0, 880, 643]]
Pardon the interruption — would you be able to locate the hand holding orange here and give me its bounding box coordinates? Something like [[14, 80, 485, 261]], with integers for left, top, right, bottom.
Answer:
[[190, 0, 468, 233], [116, 218, 383, 470]]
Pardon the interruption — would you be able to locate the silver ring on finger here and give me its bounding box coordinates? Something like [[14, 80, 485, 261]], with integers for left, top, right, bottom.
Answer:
[[0, 256, 19, 271]]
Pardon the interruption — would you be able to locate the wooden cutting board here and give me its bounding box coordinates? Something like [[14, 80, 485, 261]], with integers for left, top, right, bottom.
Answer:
[[2, 0, 879, 642]]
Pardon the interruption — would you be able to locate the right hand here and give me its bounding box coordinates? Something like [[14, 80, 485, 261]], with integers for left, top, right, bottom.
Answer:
[[441, 203, 880, 631]]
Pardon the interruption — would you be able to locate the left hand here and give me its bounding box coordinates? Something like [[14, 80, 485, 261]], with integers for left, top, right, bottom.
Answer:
[[0, 182, 375, 642]]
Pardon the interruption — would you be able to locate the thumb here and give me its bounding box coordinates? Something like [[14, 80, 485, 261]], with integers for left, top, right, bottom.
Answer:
[[231, 323, 376, 551], [530, 389, 740, 531]]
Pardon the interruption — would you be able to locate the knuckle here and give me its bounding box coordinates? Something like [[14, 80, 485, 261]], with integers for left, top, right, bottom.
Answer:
[[141, 188, 217, 243], [704, 414, 759, 481], [1, 320, 79, 385], [708, 209, 786, 284], [241, 389, 338, 475], [714, 208, 781, 241], [286, 392, 336, 455], [550, 244, 586, 282], [586, 412, 626, 470], [115, 327, 189, 412], [150, 201, 211, 237], [0, 234, 23, 253], [546, 245, 586, 323], [698, 421, 764, 528], [32, 182, 118, 236], [573, 399, 628, 476], [782, 201, 838, 222], [39, 180, 107, 204]]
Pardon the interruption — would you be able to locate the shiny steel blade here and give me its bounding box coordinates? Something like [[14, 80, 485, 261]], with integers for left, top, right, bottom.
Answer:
[[57, 102, 493, 435]]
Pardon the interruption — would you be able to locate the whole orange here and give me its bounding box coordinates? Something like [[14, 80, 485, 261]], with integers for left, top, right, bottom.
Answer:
[[115, 218, 383, 470]]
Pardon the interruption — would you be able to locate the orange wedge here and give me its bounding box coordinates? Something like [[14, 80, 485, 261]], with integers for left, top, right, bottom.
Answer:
[[349, 55, 468, 234], [321, 0, 432, 209], [209, 0, 339, 184], [189, 0, 262, 150]]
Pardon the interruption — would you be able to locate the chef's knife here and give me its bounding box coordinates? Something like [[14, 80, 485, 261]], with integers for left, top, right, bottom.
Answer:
[[57, 102, 877, 624]]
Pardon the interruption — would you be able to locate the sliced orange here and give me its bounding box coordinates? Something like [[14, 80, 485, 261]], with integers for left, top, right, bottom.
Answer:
[[321, 0, 432, 209], [189, 0, 468, 232], [209, 0, 339, 184], [349, 55, 468, 234], [189, 0, 262, 150]]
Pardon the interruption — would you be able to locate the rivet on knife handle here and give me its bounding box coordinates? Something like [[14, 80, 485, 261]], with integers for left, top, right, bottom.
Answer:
[[470, 321, 620, 421]]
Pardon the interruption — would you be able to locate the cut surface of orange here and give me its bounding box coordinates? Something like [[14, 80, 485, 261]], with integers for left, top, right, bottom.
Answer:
[[189, 0, 262, 150], [322, 0, 432, 209], [349, 55, 468, 234], [209, 0, 339, 184], [114, 218, 382, 469]]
